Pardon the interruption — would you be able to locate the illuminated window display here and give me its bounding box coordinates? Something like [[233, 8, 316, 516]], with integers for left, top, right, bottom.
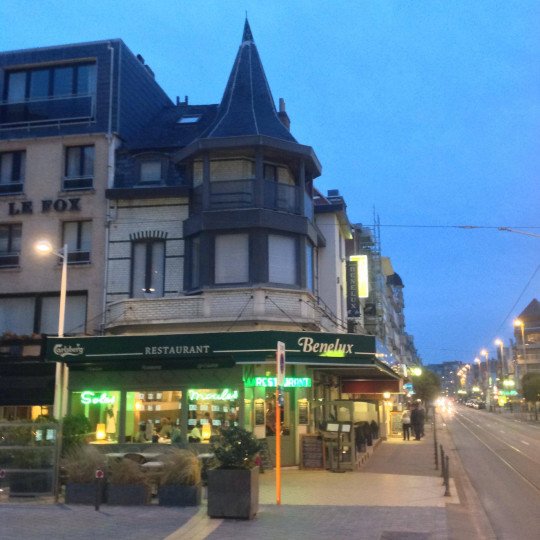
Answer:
[[126, 390, 182, 443], [70, 390, 120, 443], [187, 388, 239, 442]]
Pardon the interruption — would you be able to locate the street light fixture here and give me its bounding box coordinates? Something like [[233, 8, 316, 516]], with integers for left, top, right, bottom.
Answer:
[[480, 349, 491, 410], [35, 241, 68, 417]]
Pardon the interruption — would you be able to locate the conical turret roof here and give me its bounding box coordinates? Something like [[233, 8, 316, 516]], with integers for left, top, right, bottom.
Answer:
[[201, 19, 296, 142]]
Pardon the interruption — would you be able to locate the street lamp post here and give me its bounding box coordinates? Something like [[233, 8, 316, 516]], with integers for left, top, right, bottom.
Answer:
[[480, 349, 490, 410], [35, 241, 68, 418]]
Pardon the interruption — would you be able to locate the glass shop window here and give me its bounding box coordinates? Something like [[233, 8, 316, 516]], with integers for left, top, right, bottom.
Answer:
[[70, 390, 121, 443], [187, 388, 240, 443], [125, 390, 182, 444]]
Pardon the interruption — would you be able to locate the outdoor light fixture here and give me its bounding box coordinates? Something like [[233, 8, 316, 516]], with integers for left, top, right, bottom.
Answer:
[[95, 423, 107, 441]]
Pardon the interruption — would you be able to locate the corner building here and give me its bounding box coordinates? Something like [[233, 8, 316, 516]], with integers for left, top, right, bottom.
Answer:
[[45, 22, 402, 466]]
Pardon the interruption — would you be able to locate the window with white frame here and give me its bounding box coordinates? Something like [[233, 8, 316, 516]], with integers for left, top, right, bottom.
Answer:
[[0, 151, 25, 195], [64, 145, 94, 190], [215, 234, 249, 284], [269, 234, 297, 285], [0, 224, 21, 267], [131, 240, 165, 297], [140, 160, 164, 184], [63, 221, 91, 263]]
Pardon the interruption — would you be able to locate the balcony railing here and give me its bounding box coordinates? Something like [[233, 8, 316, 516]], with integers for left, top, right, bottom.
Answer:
[[0, 182, 23, 195], [0, 252, 19, 268], [105, 288, 320, 332], [192, 179, 304, 215], [0, 94, 94, 128], [62, 176, 93, 191], [263, 181, 300, 214], [209, 179, 254, 209]]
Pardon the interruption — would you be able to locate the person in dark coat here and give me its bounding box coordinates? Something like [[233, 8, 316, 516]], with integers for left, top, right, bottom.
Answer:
[[410, 403, 425, 440]]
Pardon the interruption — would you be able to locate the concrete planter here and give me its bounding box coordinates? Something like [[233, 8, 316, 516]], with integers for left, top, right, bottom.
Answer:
[[65, 482, 107, 505], [158, 484, 202, 506], [107, 484, 151, 505], [207, 466, 259, 519]]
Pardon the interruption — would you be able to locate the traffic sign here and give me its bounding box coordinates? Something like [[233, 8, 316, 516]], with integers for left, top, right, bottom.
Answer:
[[95, 469, 104, 479]]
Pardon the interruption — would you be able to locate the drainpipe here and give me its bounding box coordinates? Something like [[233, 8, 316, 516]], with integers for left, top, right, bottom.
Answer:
[[101, 42, 115, 333]]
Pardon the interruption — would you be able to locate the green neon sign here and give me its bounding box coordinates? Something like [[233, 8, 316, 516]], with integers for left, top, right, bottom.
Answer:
[[244, 377, 312, 388], [80, 391, 116, 405], [188, 389, 239, 401]]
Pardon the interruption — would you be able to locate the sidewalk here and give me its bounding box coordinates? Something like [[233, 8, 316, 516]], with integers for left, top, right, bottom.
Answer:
[[0, 420, 466, 540]]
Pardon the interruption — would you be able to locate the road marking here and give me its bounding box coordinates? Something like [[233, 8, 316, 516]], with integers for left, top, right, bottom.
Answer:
[[508, 444, 522, 453], [521, 440, 530, 446], [500, 430, 506, 434]]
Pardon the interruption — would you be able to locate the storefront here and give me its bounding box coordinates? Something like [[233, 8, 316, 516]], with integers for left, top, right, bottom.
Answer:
[[0, 337, 54, 421], [45, 331, 402, 465]]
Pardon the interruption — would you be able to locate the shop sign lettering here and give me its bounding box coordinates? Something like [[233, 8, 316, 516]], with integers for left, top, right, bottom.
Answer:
[[244, 377, 312, 388], [53, 344, 84, 358], [145, 344, 211, 355], [80, 391, 115, 405], [188, 389, 238, 401], [297, 337, 353, 354], [7, 198, 81, 216]]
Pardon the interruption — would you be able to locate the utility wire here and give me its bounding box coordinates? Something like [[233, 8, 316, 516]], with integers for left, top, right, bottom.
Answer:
[[225, 294, 253, 333], [495, 262, 540, 336]]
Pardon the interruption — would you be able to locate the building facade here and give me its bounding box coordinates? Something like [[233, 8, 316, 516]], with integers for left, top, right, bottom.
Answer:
[[0, 39, 172, 419], [4, 23, 411, 466]]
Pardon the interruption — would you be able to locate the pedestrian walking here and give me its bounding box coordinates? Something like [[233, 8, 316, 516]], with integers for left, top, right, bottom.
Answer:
[[401, 408, 411, 440], [410, 403, 424, 440]]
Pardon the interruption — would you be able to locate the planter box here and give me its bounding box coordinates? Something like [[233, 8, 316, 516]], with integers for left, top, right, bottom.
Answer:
[[158, 484, 201, 507], [207, 466, 259, 519], [107, 484, 150, 506], [65, 482, 107, 505]]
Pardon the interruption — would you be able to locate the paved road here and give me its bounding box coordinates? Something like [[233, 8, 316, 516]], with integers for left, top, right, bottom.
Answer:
[[446, 406, 540, 539]]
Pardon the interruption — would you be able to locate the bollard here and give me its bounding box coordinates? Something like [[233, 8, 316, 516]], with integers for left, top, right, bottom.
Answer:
[[444, 455, 451, 497], [440, 445, 445, 479], [433, 423, 439, 470], [95, 469, 105, 511]]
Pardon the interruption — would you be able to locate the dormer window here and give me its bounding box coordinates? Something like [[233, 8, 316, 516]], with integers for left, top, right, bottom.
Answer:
[[139, 160, 163, 185], [177, 115, 201, 124]]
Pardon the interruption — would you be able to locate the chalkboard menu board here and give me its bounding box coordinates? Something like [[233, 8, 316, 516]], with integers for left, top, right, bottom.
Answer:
[[300, 434, 324, 469]]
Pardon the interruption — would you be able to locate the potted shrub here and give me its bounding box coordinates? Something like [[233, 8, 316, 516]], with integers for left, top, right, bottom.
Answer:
[[158, 449, 202, 506], [107, 458, 151, 505], [207, 425, 262, 520], [63, 445, 107, 504]]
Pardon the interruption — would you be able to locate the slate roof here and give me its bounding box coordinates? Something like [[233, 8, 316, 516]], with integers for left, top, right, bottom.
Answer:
[[519, 298, 540, 321], [125, 103, 218, 150], [200, 19, 296, 142]]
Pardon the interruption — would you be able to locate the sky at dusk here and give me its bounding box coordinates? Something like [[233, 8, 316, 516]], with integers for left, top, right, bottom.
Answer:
[[1, 1, 538, 364]]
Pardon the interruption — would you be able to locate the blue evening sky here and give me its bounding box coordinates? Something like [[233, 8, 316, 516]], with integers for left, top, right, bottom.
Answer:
[[1, 1, 538, 364]]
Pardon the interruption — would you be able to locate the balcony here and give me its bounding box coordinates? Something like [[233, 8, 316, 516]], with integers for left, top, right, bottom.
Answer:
[[104, 287, 321, 333], [0, 94, 94, 129]]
